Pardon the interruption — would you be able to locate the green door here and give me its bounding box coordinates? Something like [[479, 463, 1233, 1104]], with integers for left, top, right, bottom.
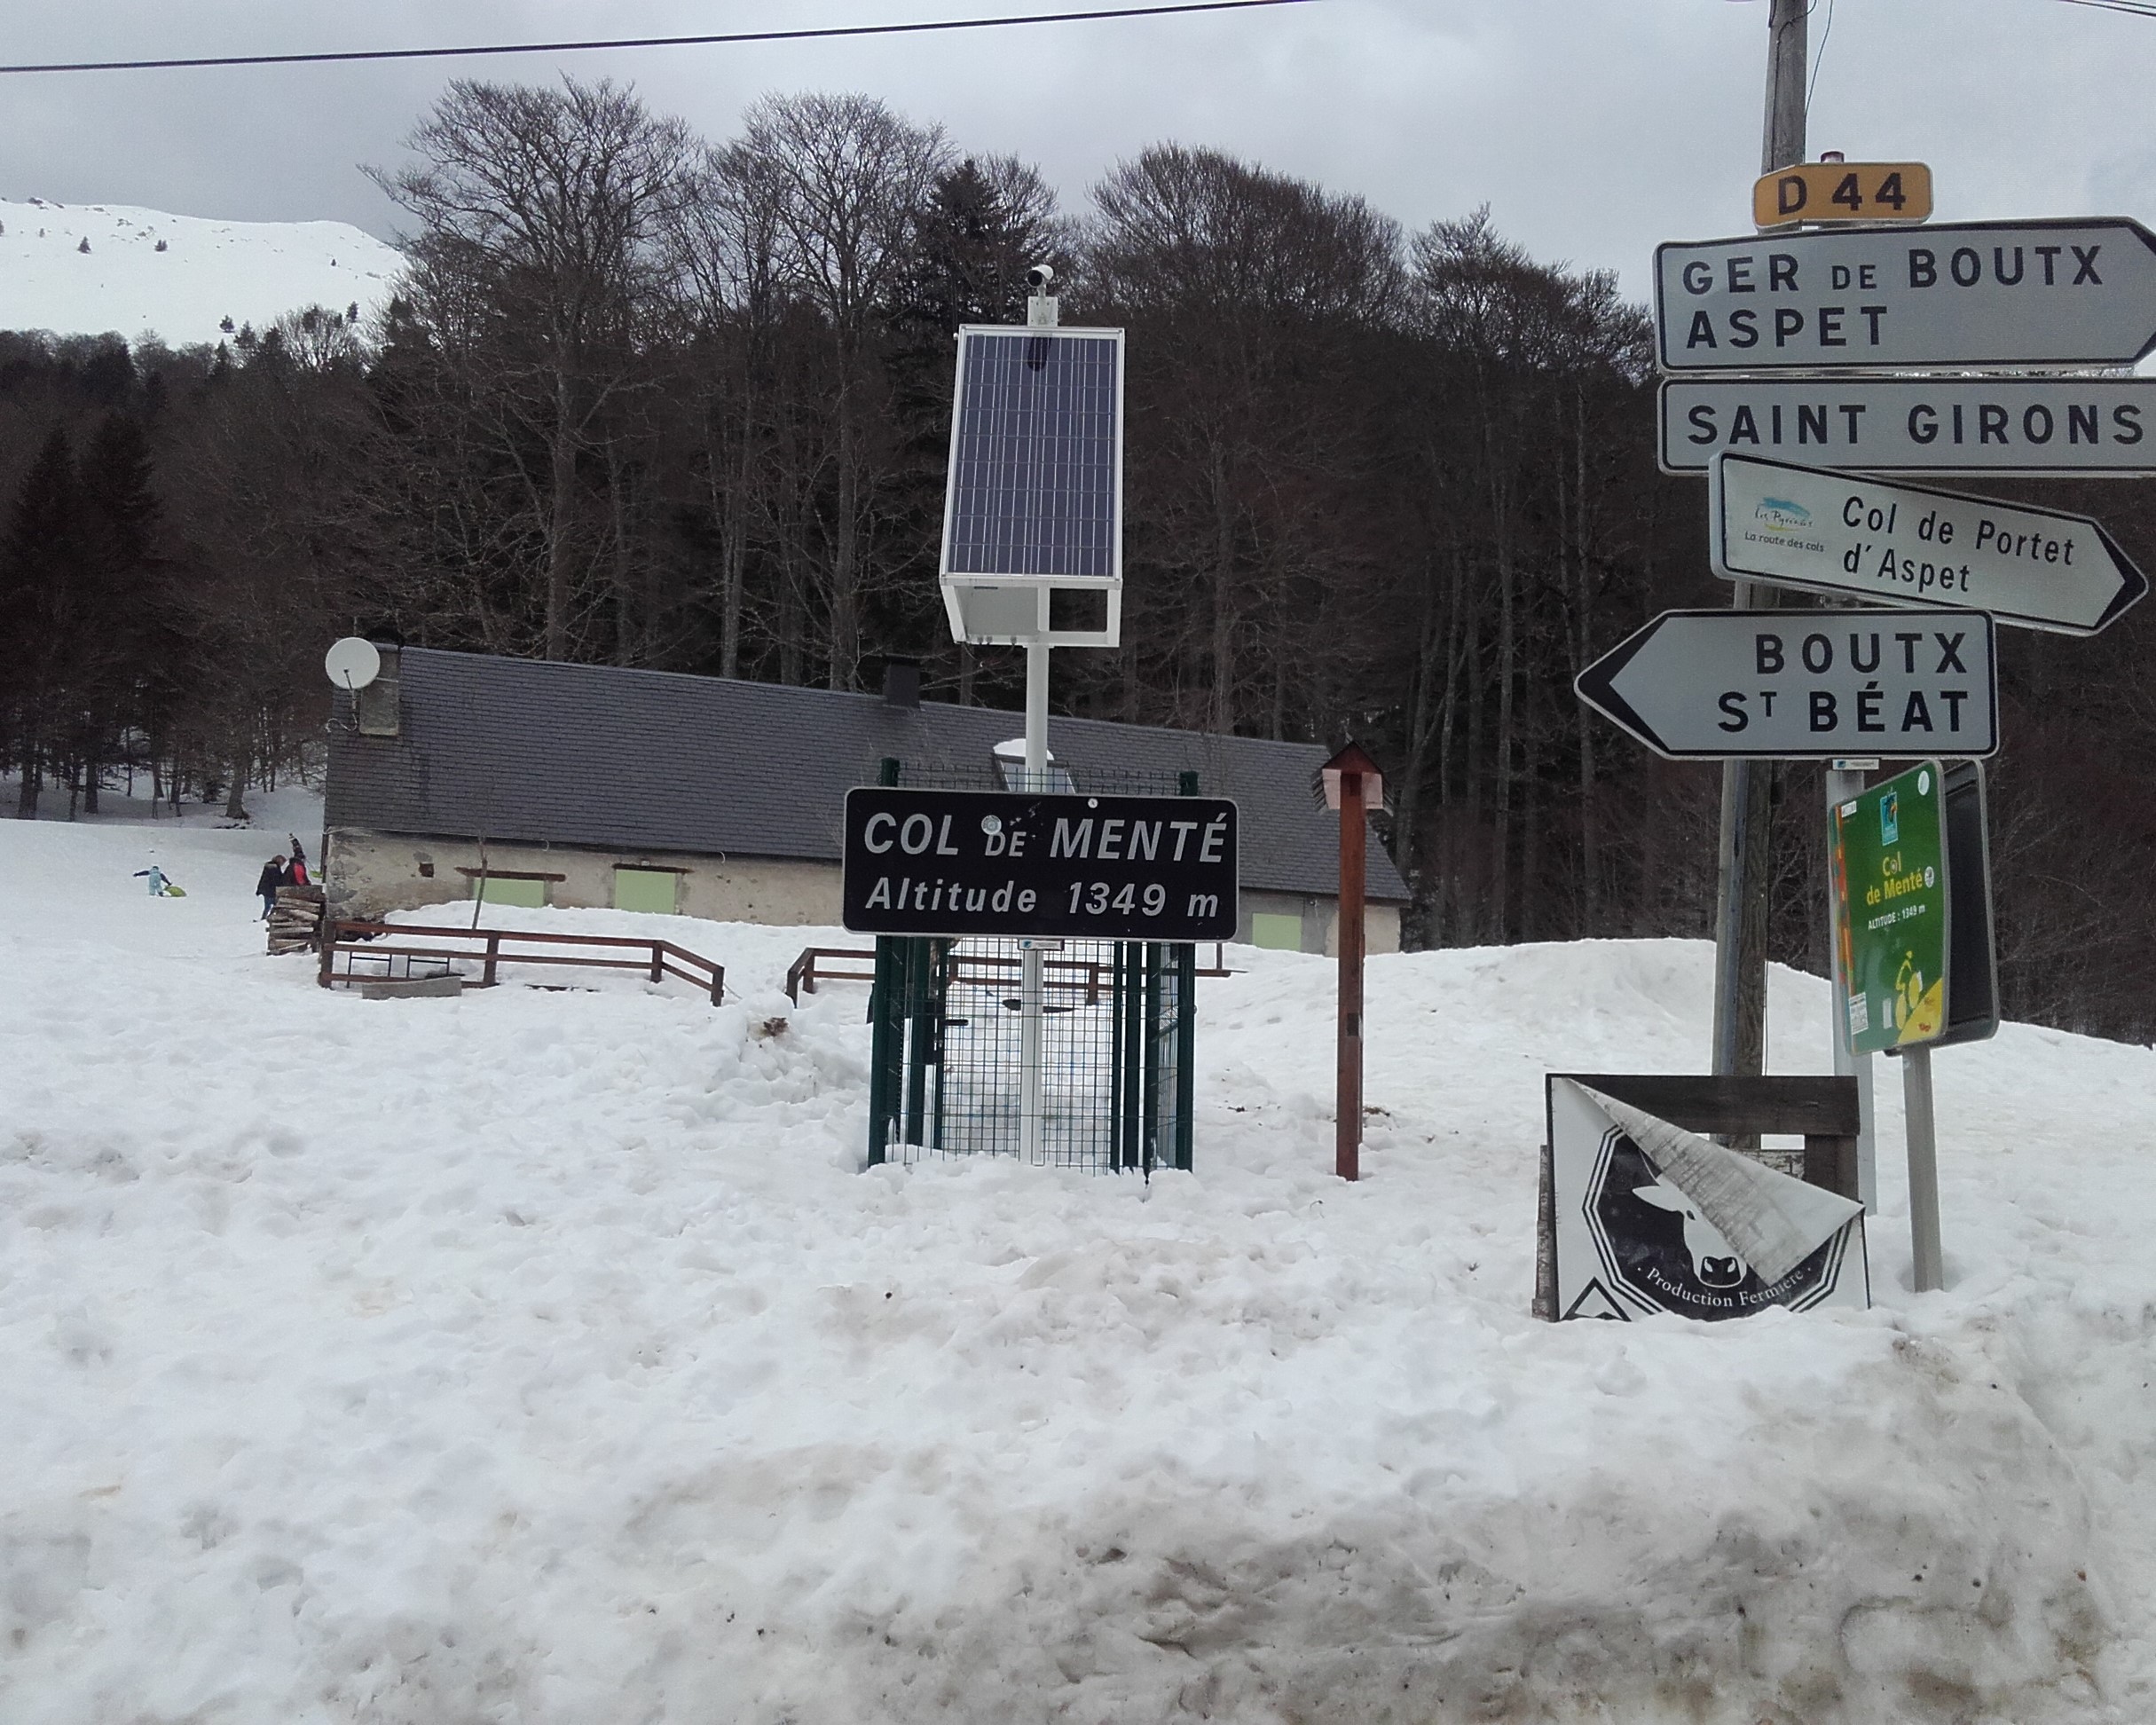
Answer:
[[471, 875, 546, 909], [1251, 912, 1303, 951], [614, 867, 679, 914]]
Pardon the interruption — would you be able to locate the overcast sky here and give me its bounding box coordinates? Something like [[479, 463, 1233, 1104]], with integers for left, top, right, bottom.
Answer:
[[4, 0, 2152, 300]]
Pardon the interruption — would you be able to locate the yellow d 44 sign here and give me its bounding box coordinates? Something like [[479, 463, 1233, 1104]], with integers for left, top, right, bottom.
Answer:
[[1754, 162, 1932, 230]]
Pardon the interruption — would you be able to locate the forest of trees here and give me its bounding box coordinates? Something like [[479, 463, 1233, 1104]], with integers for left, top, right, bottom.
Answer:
[[5, 77, 2156, 1040]]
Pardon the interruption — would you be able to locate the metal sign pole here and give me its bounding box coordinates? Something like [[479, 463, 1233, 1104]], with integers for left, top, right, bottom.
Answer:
[[1901, 1044, 1944, 1290], [933, 279, 1135, 1169], [1019, 639, 1050, 1162], [1709, 768, 1751, 1076]]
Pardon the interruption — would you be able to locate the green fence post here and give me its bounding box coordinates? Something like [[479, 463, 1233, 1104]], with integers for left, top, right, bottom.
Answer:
[[864, 754, 904, 1167], [868, 936, 897, 1165], [1129, 944, 1146, 1172], [1174, 940, 1196, 1170], [929, 940, 951, 1152], [1109, 941, 1127, 1170], [1174, 768, 1200, 1172]]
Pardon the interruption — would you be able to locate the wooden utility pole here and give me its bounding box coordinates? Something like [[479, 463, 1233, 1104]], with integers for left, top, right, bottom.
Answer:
[[1338, 772, 1365, 1182], [1710, 0, 1806, 1083], [1325, 743, 1381, 1182]]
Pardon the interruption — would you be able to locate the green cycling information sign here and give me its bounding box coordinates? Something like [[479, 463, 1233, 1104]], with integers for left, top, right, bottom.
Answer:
[[1831, 761, 1948, 1056]]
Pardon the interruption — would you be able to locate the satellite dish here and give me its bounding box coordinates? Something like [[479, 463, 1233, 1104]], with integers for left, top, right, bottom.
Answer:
[[323, 636, 382, 691]]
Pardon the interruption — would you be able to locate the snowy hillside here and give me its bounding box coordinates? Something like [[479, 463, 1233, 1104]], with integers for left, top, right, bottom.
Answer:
[[4, 803, 2155, 1721], [0, 197, 404, 349]]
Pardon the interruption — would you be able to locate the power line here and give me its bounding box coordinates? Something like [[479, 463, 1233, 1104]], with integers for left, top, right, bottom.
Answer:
[[2054, 0, 2156, 16], [0, 0, 1318, 76], [1804, 0, 1835, 113]]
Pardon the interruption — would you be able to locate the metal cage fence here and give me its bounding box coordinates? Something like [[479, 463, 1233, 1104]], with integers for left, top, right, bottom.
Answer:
[[867, 936, 1194, 1173], [860, 753, 1202, 1174]]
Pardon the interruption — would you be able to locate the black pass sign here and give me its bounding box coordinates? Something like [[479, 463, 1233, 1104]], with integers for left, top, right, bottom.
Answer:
[[842, 787, 1238, 941]]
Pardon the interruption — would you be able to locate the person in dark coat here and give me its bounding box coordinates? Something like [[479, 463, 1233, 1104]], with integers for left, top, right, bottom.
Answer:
[[256, 856, 287, 921]]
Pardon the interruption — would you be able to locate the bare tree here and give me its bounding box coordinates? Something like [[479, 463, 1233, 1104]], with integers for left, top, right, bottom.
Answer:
[[1088, 144, 1402, 736], [732, 92, 949, 689], [670, 141, 791, 680], [371, 78, 693, 660]]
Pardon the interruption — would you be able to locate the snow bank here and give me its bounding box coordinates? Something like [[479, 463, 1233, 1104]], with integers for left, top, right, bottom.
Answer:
[[0, 197, 403, 350], [3, 807, 2152, 1722]]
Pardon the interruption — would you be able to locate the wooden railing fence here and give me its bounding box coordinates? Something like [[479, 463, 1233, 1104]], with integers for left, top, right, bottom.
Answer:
[[320, 920, 725, 1005]]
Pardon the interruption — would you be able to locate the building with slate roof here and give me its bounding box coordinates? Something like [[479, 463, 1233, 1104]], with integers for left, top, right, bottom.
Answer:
[[322, 647, 1409, 954]]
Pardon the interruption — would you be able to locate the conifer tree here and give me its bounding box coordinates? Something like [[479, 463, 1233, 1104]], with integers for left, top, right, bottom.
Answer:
[[76, 414, 167, 810], [0, 428, 85, 817]]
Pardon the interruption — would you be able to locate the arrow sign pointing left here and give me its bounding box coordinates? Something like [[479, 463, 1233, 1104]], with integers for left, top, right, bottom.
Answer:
[[1574, 608, 1998, 760]]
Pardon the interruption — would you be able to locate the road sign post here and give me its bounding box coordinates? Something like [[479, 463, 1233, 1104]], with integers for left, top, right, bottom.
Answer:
[[1708, 0, 1807, 1093], [1656, 218, 2156, 373], [1574, 607, 1997, 760], [1711, 452, 2147, 634]]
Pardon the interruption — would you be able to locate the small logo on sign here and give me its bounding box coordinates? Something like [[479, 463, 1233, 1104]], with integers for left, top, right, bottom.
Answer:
[[1879, 791, 1900, 846], [1586, 1129, 1850, 1320], [1754, 495, 1813, 533]]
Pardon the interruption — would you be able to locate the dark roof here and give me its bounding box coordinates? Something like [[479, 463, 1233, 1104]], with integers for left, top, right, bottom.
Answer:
[[326, 648, 1410, 904]]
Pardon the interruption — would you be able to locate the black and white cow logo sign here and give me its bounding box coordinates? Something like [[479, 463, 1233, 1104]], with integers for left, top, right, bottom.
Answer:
[[1584, 1127, 1853, 1321]]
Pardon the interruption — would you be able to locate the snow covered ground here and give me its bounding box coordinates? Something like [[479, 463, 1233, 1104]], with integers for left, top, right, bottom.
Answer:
[[0, 197, 403, 350], [4, 798, 2154, 1722]]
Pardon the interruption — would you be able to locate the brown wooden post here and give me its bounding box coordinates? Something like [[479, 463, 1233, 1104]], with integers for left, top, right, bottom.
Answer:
[[482, 933, 500, 989], [1338, 767, 1365, 1181], [1322, 741, 1381, 1183], [649, 943, 665, 984]]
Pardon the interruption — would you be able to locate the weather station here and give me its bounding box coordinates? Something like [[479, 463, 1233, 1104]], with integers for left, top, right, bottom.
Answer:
[[925, 266, 1136, 1162]]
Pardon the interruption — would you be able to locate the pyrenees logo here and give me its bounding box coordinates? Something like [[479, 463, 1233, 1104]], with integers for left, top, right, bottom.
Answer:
[[1752, 495, 1813, 535]]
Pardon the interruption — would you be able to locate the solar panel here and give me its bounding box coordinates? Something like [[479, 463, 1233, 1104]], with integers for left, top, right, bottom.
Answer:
[[940, 327, 1123, 583]]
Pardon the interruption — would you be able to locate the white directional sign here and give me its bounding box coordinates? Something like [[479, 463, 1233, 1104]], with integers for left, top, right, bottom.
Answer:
[[1656, 219, 2156, 372], [1574, 608, 1998, 760], [1660, 377, 2156, 477], [1711, 453, 2148, 635]]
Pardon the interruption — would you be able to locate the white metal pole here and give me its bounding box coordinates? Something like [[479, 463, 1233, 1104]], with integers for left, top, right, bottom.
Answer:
[[1019, 640, 1050, 1162], [1825, 763, 1878, 1212], [1025, 640, 1050, 774], [1901, 1044, 1944, 1291]]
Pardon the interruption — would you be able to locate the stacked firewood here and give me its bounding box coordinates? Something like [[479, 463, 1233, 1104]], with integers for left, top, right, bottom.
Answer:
[[267, 885, 327, 956]]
